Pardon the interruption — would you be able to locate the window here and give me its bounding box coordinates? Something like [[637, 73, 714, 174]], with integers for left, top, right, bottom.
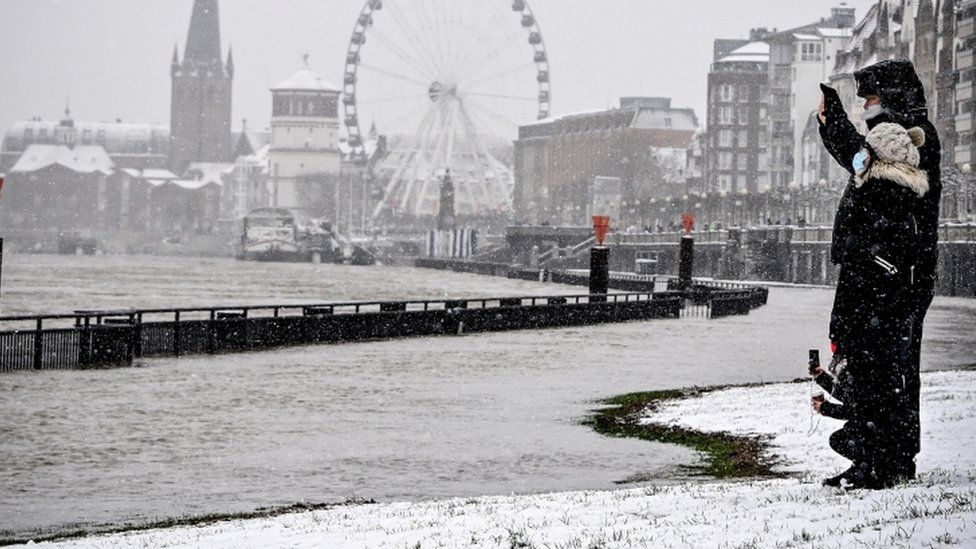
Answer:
[[273, 96, 290, 116], [737, 85, 749, 101], [718, 174, 732, 192], [736, 154, 747, 171], [719, 152, 733, 169], [82, 128, 92, 144], [736, 106, 749, 124], [799, 42, 823, 62], [717, 106, 733, 124], [736, 174, 747, 189], [38, 128, 48, 140], [719, 84, 734, 102], [737, 129, 748, 146], [24, 127, 33, 141], [718, 129, 733, 147], [664, 117, 672, 127]]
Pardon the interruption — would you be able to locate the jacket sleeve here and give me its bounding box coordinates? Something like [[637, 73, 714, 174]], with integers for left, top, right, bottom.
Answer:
[[818, 85, 863, 174], [814, 371, 836, 395], [820, 400, 851, 420]]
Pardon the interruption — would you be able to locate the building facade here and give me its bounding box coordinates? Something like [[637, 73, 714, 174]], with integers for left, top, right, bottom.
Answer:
[[267, 67, 342, 214], [169, 0, 234, 173], [513, 97, 699, 228], [705, 32, 771, 195]]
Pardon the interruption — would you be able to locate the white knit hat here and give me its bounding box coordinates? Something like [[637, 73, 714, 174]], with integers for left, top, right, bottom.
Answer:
[[865, 122, 925, 168]]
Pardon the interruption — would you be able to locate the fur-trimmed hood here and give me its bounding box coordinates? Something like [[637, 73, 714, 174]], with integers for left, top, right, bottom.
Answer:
[[854, 160, 929, 197]]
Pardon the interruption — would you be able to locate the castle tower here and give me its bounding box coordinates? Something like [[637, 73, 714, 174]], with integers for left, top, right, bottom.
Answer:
[[169, 0, 233, 173], [267, 60, 342, 211]]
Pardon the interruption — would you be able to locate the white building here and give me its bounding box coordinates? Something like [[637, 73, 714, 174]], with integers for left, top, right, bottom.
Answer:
[[267, 67, 342, 211]]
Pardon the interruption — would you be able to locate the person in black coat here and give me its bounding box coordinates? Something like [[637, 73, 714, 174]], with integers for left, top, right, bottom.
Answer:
[[818, 60, 940, 483], [816, 120, 930, 488]]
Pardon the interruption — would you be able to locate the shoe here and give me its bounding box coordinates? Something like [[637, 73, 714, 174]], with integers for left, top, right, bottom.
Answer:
[[844, 462, 889, 490], [822, 466, 855, 487], [881, 459, 916, 485]]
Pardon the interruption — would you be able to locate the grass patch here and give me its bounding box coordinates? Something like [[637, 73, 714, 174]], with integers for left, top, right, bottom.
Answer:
[[0, 499, 376, 547], [583, 385, 782, 479]]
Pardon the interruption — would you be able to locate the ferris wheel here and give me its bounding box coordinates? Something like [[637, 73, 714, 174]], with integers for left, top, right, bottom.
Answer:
[[342, 0, 551, 225]]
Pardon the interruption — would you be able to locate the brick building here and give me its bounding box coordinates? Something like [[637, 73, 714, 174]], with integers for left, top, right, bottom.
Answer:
[[513, 97, 698, 227]]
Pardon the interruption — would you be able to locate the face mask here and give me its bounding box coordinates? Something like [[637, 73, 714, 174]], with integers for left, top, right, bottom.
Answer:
[[861, 103, 885, 122], [852, 149, 869, 174]]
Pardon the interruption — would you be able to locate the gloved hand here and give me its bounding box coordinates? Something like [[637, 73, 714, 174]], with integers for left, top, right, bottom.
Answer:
[[819, 83, 846, 123]]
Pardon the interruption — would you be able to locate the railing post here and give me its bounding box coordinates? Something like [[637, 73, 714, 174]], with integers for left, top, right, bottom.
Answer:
[[173, 311, 182, 356], [33, 318, 44, 370], [207, 310, 216, 354], [77, 316, 91, 367], [132, 313, 143, 358]]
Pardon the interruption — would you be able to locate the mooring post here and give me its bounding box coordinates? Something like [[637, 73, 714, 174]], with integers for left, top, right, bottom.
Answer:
[[589, 246, 610, 299], [33, 318, 44, 370], [589, 215, 611, 302], [678, 213, 696, 293]]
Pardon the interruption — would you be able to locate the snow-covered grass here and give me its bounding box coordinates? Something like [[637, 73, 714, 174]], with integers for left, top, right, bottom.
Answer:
[[24, 370, 976, 548]]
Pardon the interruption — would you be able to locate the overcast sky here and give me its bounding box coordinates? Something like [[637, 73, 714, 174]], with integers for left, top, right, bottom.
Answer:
[[0, 0, 874, 137]]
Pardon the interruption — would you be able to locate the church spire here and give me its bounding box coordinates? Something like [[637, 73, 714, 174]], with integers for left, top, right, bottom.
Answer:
[[184, 0, 222, 65]]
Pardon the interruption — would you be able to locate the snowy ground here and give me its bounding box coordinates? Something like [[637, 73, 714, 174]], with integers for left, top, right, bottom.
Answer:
[[23, 370, 976, 548]]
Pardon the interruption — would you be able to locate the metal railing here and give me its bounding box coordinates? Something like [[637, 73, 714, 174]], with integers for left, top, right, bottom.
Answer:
[[0, 290, 687, 372]]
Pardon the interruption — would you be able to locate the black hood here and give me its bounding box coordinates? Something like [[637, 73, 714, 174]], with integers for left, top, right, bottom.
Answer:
[[854, 60, 928, 123]]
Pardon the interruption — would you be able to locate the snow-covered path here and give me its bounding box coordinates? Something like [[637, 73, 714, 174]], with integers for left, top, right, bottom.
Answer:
[[25, 370, 976, 548]]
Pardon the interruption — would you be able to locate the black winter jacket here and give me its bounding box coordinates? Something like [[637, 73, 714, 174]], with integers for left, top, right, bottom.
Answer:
[[819, 62, 941, 293]]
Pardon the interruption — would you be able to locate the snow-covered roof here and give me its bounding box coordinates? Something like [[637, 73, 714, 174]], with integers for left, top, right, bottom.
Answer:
[[729, 41, 770, 56], [2, 121, 168, 155], [716, 41, 770, 64], [184, 162, 233, 185], [793, 33, 821, 41], [142, 168, 178, 180], [521, 109, 608, 127], [632, 108, 698, 132], [10, 144, 114, 175], [718, 54, 768, 63], [339, 138, 380, 160], [817, 27, 853, 38], [166, 179, 219, 190], [272, 70, 340, 93], [832, 3, 879, 76], [248, 143, 271, 162]]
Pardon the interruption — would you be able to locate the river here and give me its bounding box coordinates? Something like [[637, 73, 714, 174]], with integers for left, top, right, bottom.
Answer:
[[1, 254, 974, 539]]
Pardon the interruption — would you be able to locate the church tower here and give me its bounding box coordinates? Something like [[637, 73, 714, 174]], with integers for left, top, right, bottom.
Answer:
[[169, 0, 233, 173]]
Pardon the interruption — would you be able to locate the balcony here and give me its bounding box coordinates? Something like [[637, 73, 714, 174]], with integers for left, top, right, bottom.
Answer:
[[957, 84, 973, 103], [958, 50, 974, 71], [955, 114, 973, 134]]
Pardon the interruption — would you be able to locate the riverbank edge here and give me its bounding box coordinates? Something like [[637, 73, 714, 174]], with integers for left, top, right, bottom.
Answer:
[[0, 500, 376, 547], [2, 381, 790, 546], [583, 381, 806, 479]]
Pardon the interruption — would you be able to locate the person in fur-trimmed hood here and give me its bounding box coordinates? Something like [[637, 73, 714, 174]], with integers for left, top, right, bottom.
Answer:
[[816, 121, 928, 489]]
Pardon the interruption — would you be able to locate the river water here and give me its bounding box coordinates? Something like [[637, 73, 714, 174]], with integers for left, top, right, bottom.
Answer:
[[1, 254, 974, 539]]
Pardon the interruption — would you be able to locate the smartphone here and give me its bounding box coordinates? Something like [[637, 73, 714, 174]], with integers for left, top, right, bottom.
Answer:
[[808, 349, 821, 374]]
